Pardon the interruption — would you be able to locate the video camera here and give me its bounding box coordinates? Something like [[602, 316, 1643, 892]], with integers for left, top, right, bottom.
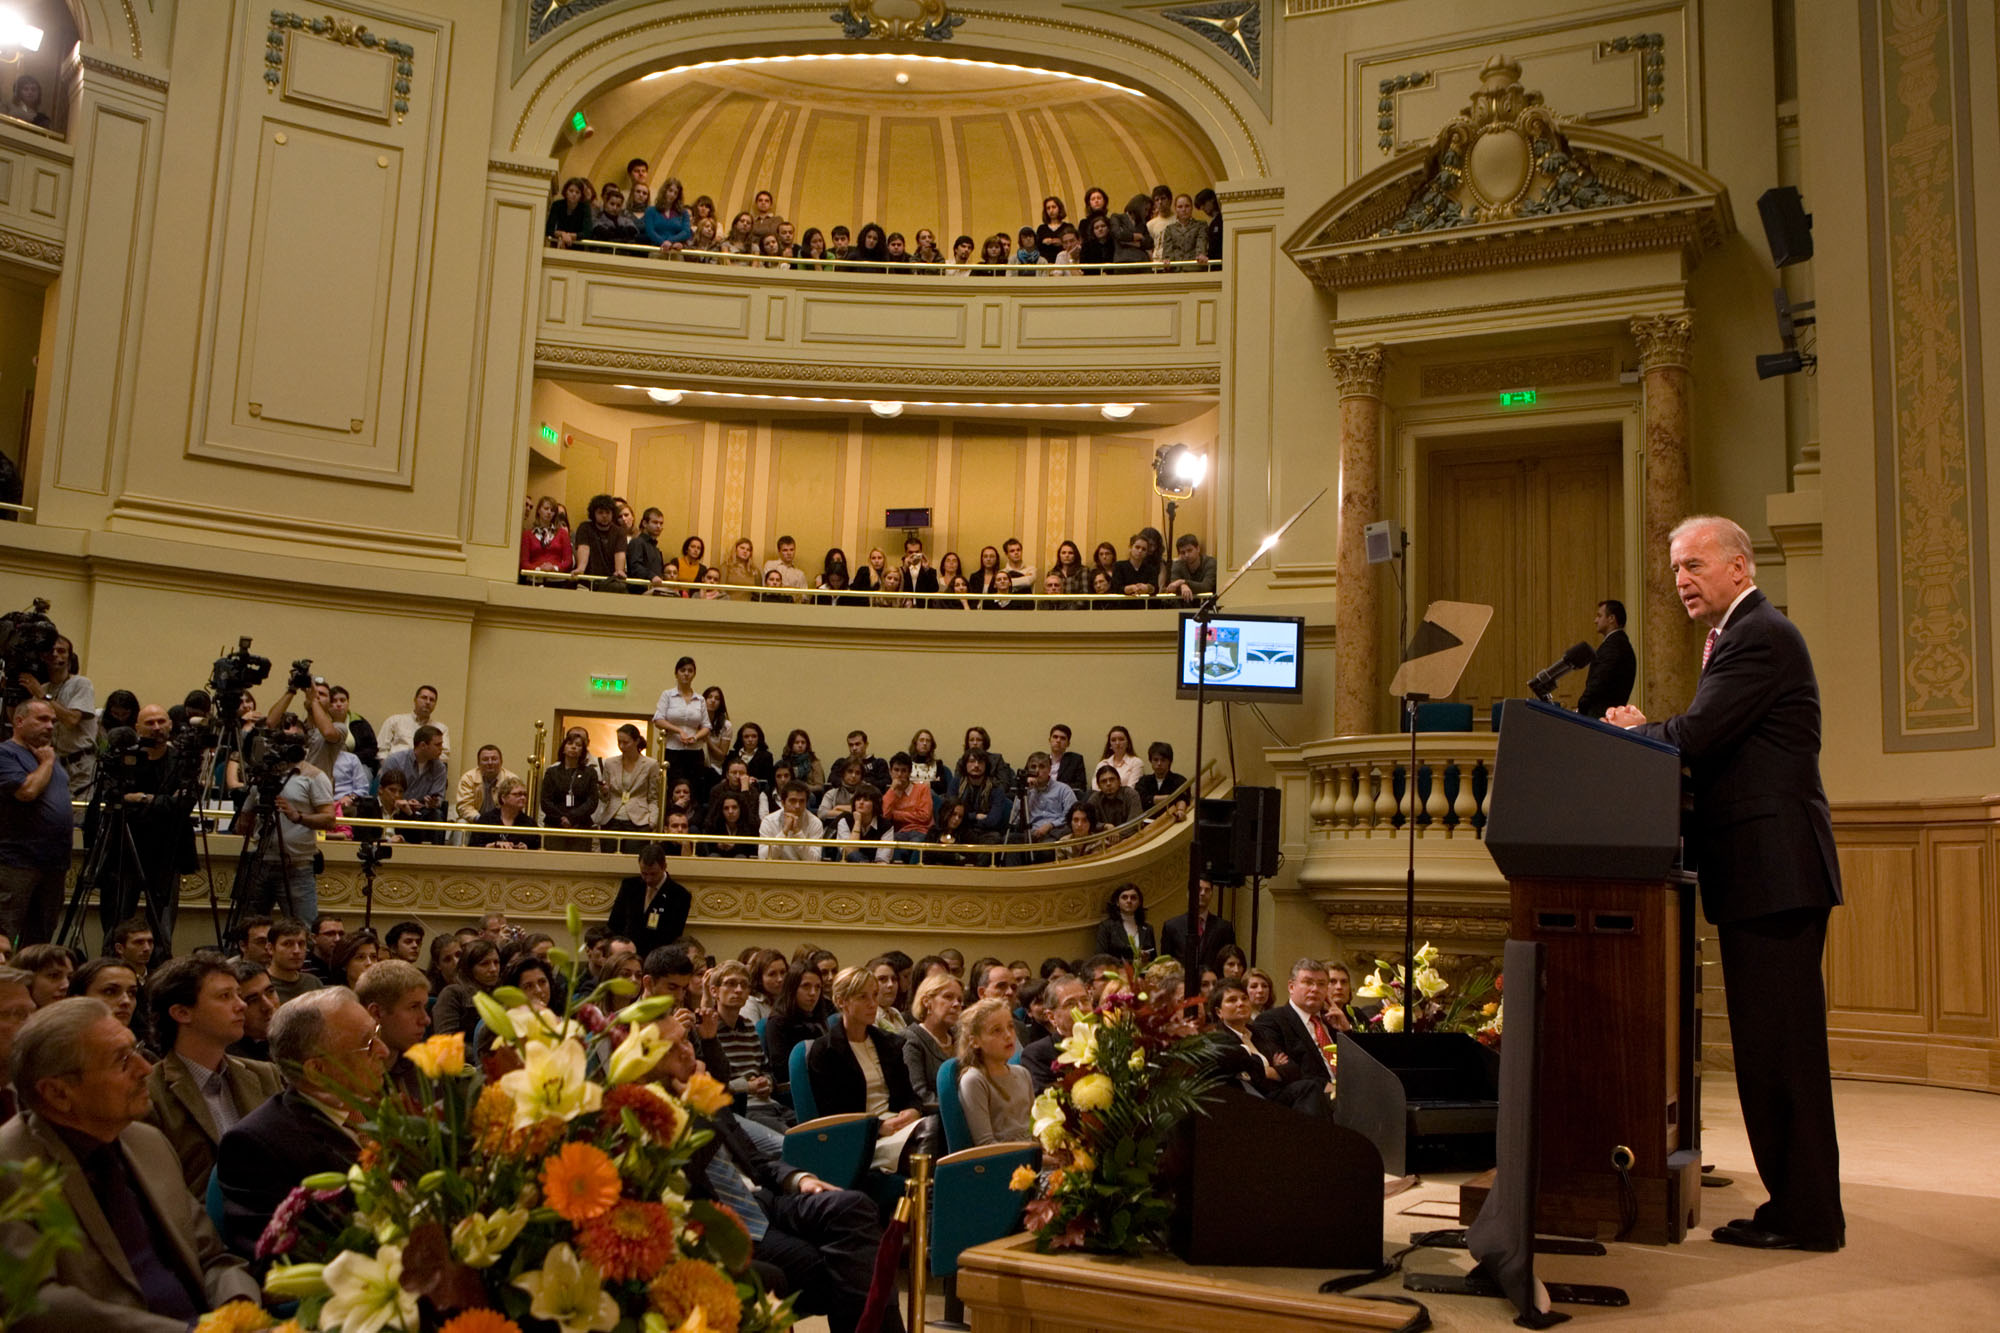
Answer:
[[0, 597, 60, 732], [207, 636, 273, 724]]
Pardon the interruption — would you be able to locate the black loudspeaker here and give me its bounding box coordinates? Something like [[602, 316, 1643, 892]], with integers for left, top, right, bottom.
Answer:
[[1197, 786, 1279, 880], [1757, 185, 1812, 267]]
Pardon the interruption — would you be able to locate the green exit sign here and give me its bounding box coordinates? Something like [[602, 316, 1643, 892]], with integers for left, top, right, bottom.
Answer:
[[571, 111, 590, 134], [590, 674, 627, 694], [540, 423, 558, 444], [1498, 388, 1538, 408]]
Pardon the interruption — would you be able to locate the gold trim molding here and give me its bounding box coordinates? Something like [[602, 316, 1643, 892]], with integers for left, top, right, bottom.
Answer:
[[0, 226, 63, 269], [1327, 345, 1386, 398], [534, 341, 1223, 389], [489, 157, 558, 181], [1213, 186, 1284, 204], [77, 52, 169, 94], [1630, 310, 1694, 372], [1419, 347, 1615, 397], [1321, 905, 1509, 943]]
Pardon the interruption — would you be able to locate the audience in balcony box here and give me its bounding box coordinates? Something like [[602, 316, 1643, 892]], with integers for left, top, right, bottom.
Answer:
[[882, 752, 934, 857], [591, 186, 638, 243], [1101, 725, 1145, 790], [702, 791, 760, 857], [799, 228, 829, 267], [719, 211, 754, 259], [1053, 803, 1105, 861], [1112, 528, 1165, 602], [1146, 184, 1175, 254], [670, 535, 707, 590], [778, 728, 825, 792], [1088, 763, 1142, 831], [468, 778, 541, 849], [702, 758, 769, 828], [1035, 196, 1069, 262], [625, 506, 669, 592], [1196, 187, 1224, 260], [1135, 741, 1187, 813], [1161, 192, 1208, 268], [761, 535, 809, 594], [956, 726, 1011, 792], [1012, 227, 1042, 274], [595, 723, 659, 836], [625, 157, 650, 200], [1161, 532, 1217, 602], [912, 228, 946, 270], [545, 176, 593, 248], [828, 225, 852, 261], [970, 233, 1011, 276], [907, 729, 950, 797], [946, 234, 976, 275], [520, 496, 572, 580], [900, 537, 942, 595], [878, 565, 915, 608], [846, 547, 880, 595], [7, 73, 51, 128], [775, 220, 798, 255], [987, 570, 1028, 610], [1050, 224, 1084, 273], [682, 215, 718, 260], [759, 233, 791, 268], [720, 536, 760, 597], [540, 726, 601, 849], [932, 551, 964, 596], [1047, 541, 1088, 599], [884, 232, 913, 268], [966, 546, 1003, 599], [639, 175, 692, 247], [1001, 538, 1037, 589], [835, 787, 896, 864], [697, 568, 727, 598], [1079, 213, 1118, 274], [726, 721, 777, 787], [849, 223, 890, 273], [701, 687, 733, 774], [572, 493, 628, 586], [625, 183, 652, 226], [758, 780, 825, 860], [922, 798, 975, 865], [955, 751, 1011, 843], [652, 654, 710, 793], [749, 189, 786, 242], [1112, 194, 1155, 268], [815, 757, 863, 830]]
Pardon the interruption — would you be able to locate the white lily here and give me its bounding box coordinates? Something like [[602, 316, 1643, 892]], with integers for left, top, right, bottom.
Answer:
[[1416, 966, 1449, 999], [1415, 940, 1440, 968], [1357, 967, 1397, 1000], [510, 1002, 582, 1045], [497, 1037, 603, 1129], [451, 1206, 530, 1268], [514, 1242, 621, 1333], [1031, 1085, 1068, 1148], [319, 1243, 418, 1333], [1054, 1019, 1098, 1068], [606, 1021, 670, 1085]]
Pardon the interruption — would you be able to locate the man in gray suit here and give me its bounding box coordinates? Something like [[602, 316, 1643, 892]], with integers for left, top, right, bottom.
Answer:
[[0, 997, 261, 1331]]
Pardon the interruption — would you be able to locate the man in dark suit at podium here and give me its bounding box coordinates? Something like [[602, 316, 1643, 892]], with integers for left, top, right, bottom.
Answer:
[[1575, 598, 1636, 719], [1605, 515, 1844, 1253]]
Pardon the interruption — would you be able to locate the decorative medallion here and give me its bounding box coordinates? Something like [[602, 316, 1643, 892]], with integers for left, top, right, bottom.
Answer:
[[832, 0, 964, 40], [266, 12, 416, 122], [528, 0, 621, 46], [1163, 1, 1260, 78]]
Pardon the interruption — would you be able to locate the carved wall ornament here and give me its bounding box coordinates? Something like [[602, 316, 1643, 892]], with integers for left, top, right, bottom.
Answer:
[[1163, 1, 1261, 78], [1327, 344, 1387, 398], [832, 0, 965, 41], [1599, 32, 1667, 112], [488, 158, 559, 182], [1629, 311, 1694, 372], [1377, 69, 1431, 153], [0, 227, 63, 270], [1418, 347, 1615, 398], [266, 12, 417, 122], [76, 52, 169, 94], [528, 0, 623, 46], [534, 341, 1222, 389]]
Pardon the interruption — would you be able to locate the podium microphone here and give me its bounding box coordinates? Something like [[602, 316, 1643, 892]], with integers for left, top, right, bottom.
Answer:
[[1528, 642, 1595, 702]]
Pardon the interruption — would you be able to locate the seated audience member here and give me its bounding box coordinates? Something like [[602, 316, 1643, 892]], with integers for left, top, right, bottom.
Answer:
[[869, 957, 910, 1035], [901, 971, 963, 1112], [264, 917, 320, 1005], [956, 996, 1033, 1146], [842, 731, 892, 791], [1079, 213, 1117, 273], [356, 959, 431, 1100], [1093, 883, 1155, 961], [70, 958, 146, 1050], [1039, 572, 1070, 608], [944, 233, 976, 274], [759, 781, 825, 860], [1112, 530, 1165, 602], [1052, 803, 1104, 861], [653, 1028, 902, 1333], [911, 228, 946, 268], [469, 777, 541, 849], [1011, 227, 1042, 275], [1050, 224, 1084, 273], [759, 232, 791, 268], [727, 721, 777, 786], [1019, 973, 1089, 1094], [1102, 724, 1146, 789], [302, 915, 342, 984], [719, 210, 756, 258], [13, 944, 73, 1009], [744, 948, 788, 1027], [806, 968, 926, 1172], [817, 547, 854, 593], [848, 222, 890, 272], [227, 960, 279, 1063], [1205, 977, 1281, 1095], [1324, 961, 1370, 1032], [216, 988, 389, 1261], [922, 799, 975, 866], [1249, 959, 1338, 1109], [833, 785, 894, 864], [609, 838, 693, 961], [709, 960, 789, 1131], [546, 177, 593, 247], [540, 726, 600, 847], [0, 964, 28, 1114], [985, 569, 1027, 610], [591, 185, 639, 242], [881, 752, 933, 858], [1243, 967, 1276, 1014], [970, 232, 1012, 275], [1089, 537, 1119, 585], [954, 751, 1012, 844], [906, 729, 950, 796], [687, 214, 722, 259], [704, 791, 762, 857], [430, 937, 501, 1043], [1088, 763, 1143, 830], [595, 723, 659, 836], [1018, 751, 1077, 847], [329, 930, 381, 991], [748, 189, 785, 242], [826, 224, 853, 260], [1161, 532, 1218, 602], [877, 563, 916, 607], [883, 232, 911, 267], [1135, 740, 1187, 810], [955, 725, 1013, 791], [425, 933, 462, 999], [454, 743, 520, 823], [706, 757, 771, 825], [1047, 723, 1087, 793], [798, 227, 829, 266], [2, 998, 262, 1326], [816, 756, 863, 828], [760, 961, 827, 1082], [624, 507, 669, 593], [778, 728, 824, 791], [142, 956, 284, 1192], [379, 725, 449, 841]]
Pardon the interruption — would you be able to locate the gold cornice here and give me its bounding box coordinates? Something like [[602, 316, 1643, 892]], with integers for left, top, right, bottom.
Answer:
[[1213, 186, 1283, 204], [1327, 345, 1386, 398], [1418, 347, 1616, 398], [1630, 310, 1694, 372], [77, 52, 168, 94], [534, 341, 1222, 389], [0, 226, 62, 270], [119, 0, 141, 59], [488, 157, 558, 181]]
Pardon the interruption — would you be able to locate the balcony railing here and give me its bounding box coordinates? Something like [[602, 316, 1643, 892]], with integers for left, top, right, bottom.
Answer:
[[0, 115, 70, 276]]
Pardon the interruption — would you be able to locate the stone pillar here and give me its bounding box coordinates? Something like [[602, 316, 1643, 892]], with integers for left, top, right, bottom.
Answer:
[[1330, 345, 1387, 735], [1630, 311, 1697, 716]]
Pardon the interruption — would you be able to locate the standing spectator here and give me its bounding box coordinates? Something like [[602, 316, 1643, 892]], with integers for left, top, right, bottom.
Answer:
[[1035, 195, 1068, 261], [670, 535, 708, 590], [239, 733, 334, 923], [640, 176, 692, 247], [1146, 184, 1175, 255], [546, 176, 593, 248], [325, 684, 376, 766], [1195, 187, 1224, 261], [883, 232, 911, 267], [625, 506, 669, 593], [748, 189, 786, 242], [912, 228, 945, 269], [453, 744, 519, 822], [572, 493, 628, 586], [850, 223, 890, 272], [1093, 883, 1155, 960], [701, 686, 734, 777], [27, 635, 96, 796], [827, 224, 853, 260], [1011, 227, 1042, 274], [378, 684, 449, 758], [762, 535, 809, 594], [264, 674, 347, 777], [652, 655, 710, 791], [1161, 532, 1217, 602], [539, 726, 599, 848], [1111, 195, 1154, 268], [799, 227, 829, 267], [7, 73, 51, 127], [843, 731, 891, 790], [971, 233, 1011, 275], [1160, 877, 1238, 975], [0, 699, 69, 944], [1112, 529, 1166, 601], [596, 723, 660, 835], [521, 496, 573, 578], [1050, 224, 1084, 273], [625, 157, 649, 199], [900, 535, 941, 596], [722, 211, 756, 257], [1079, 213, 1117, 274], [142, 956, 284, 1192], [609, 840, 691, 959], [1160, 192, 1207, 267], [849, 547, 885, 595], [1001, 538, 1037, 588], [590, 185, 638, 242]]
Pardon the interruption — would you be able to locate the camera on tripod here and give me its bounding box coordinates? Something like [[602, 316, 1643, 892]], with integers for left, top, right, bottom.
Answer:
[[207, 636, 272, 722], [0, 597, 60, 734]]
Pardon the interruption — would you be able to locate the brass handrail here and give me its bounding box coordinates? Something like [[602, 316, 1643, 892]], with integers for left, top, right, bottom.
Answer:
[[519, 568, 1196, 607], [563, 237, 1218, 275]]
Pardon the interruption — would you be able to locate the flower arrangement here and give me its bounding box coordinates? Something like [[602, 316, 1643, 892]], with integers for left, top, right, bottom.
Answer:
[[1357, 940, 1500, 1039], [0, 1157, 80, 1329], [1011, 966, 1218, 1254], [248, 904, 793, 1333]]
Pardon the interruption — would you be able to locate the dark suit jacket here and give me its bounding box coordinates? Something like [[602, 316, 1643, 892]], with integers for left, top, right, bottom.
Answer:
[[1160, 912, 1237, 972], [1020, 1032, 1061, 1094], [607, 871, 694, 958], [143, 1050, 285, 1192], [1250, 1005, 1334, 1091], [804, 1023, 920, 1116], [1633, 589, 1843, 925], [1051, 751, 1087, 795], [215, 1088, 361, 1261], [1576, 628, 1637, 719], [0, 1111, 260, 1332], [1092, 916, 1156, 961]]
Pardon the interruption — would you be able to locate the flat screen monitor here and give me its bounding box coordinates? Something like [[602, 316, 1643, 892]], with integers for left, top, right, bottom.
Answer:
[[1176, 613, 1305, 702]]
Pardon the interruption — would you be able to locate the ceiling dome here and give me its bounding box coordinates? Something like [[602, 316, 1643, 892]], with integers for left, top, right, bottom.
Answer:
[[558, 56, 1225, 242]]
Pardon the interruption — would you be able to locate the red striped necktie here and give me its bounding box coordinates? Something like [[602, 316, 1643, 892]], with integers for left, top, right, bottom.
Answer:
[[1701, 629, 1719, 672]]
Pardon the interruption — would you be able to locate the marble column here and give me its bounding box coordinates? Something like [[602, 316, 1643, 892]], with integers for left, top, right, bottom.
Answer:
[[1631, 311, 1697, 717], [1330, 345, 1387, 735]]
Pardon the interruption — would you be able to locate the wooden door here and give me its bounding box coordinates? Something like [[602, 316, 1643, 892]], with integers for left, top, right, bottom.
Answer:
[[1427, 438, 1623, 724]]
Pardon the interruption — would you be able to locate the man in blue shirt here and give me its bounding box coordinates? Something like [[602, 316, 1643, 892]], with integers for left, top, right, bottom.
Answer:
[[1018, 751, 1076, 864], [0, 698, 71, 944], [378, 725, 448, 844]]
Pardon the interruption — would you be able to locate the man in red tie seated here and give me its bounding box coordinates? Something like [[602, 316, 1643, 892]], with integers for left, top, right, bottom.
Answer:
[[1250, 958, 1339, 1112]]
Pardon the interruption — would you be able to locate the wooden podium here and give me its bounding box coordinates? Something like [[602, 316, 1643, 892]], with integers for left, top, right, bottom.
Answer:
[[1467, 700, 1703, 1244]]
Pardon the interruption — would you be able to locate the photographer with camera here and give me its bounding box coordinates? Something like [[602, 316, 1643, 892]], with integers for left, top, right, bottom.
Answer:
[[264, 659, 345, 775], [377, 725, 449, 844], [237, 713, 335, 924], [0, 698, 69, 944]]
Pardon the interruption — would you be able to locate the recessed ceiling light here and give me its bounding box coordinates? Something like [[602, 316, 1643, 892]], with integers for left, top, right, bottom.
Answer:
[[894, 71, 910, 85], [645, 388, 684, 405], [1100, 404, 1137, 420], [870, 401, 905, 418]]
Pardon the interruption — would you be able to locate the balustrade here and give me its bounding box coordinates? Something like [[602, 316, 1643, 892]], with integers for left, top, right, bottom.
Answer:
[[1283, 733, 1496, 842]]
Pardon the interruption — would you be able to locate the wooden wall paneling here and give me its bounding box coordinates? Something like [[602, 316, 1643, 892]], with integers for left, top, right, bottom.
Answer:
[[1428, 453, 1521, 718], [1825, 839, 1926, 1030], [1928, 831, 1994, 1034]]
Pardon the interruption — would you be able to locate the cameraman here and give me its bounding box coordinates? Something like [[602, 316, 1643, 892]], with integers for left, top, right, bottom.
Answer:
[[100, 704, 198, 950], [239, 714, 335, 923], [264, 662, 346, 775]]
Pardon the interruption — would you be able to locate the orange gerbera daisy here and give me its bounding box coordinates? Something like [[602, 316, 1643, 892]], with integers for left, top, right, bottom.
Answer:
[[579, 1198, 677, 1282], [541, 1141, 622, 1223], [437, 1312, 522, 1333], [648, 1259, 741, 1333], [603, 1082, 684, 1144]]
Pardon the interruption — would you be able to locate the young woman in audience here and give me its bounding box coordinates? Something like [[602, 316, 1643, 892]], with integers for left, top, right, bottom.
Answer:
[[654, 654, 710, 792], [912, 229, 946, 269], [870, 956, 911, 1034], [1102, 725, 1145, 789], [546, 177, 593, 248], [971, 233, 1012, 275], [701, 687, 733, 777], [1217, 943, 1249, 982], [1052, 803, 1103, 860], [878, 564, 914, 608], [541, 726, 601, 849], [687, 215, 721, 260], [806, 967, 925, 1171], [944, 574, 975, 609], [664, 775, 696, 825], [721, 536, 760, 596], [1036, 195, 1069, 261], [902, 970, 963, 1112], [816, 757, 862, 829], [71, 959, 143, 1038], [1090, 541, 1120, 587], [779, 728, 824, 791], [799, 228, 828, 267], [613, 497, 637, 535], [1012, 227, 1042, 274], [1093, 883, 1155, 961], [808, 950, 841, 998], [706, 755, 769, 824], [967, 546, 1004, 598], [471, 777, 541, 848], [1111, 194, 1154, 268], [761, 961, 828, 1080], [846, 548, 879, 595], [923, 798, 975, 866], [1245, 967, 1276, 1014], [426, 933, 462, 998], [908, 729, 950, 796], [756, 568, 790, 601], [987, 570, 1028, 610], [1080, 213, 1117, 274], [957, 996, 1034, 1146], [639, 176, 691, 247], [702, 791, 759, 857], [722, 211, 756, 257], [697, 568, 727, 599], [433, 937, 502, 1042], [835, 786, 894, 863], [1161, 192, 1207, 268], [332, 930, 380, 987], [596, 723, 659, 835], [691, 194, 717, 232], [935, 551, 964, 589], [670, 536, 706, 590], [1113, 530, 1165, 601], [849, 223, 890, 273], [759, 233, 791, 268], [728, 720, 777, 786], [744, 947, 789, 1026], [1206, 977, 1282, 1094], [817, 548, 851, 592], [956, 725, 1012, 791], [521, 496, 573, 578], [1048, 541, 1088, 596]]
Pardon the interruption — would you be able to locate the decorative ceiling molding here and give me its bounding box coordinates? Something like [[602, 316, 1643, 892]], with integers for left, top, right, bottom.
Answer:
[[528, 0, 622, 46], [1417, 347, 1615, 398], [535, 341, 1222, 389], [0, 227, 63, 272], [831, 0, 964, 41], [1284, 56, 1732, 292], [1162, 1, 1260, 79]]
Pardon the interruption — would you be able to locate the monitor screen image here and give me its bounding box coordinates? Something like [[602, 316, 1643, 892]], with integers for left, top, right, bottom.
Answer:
[[1176, 613, 1306, 701]]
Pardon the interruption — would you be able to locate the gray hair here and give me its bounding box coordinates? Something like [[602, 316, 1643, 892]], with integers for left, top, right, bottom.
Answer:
[[353, 959, 427, 1011], [1669, 514, 1757, 576], [1287, 956, 1328, 983], [11, 997, 112, 1112], [269, 985, 359, 1074], [0, 966, 30, 992], [10, 697, 51, 723]]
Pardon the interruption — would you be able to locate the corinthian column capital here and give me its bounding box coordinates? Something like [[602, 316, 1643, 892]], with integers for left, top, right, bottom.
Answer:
[[1630, 310, 1695, 372], [1327, 344, 1388, 398]]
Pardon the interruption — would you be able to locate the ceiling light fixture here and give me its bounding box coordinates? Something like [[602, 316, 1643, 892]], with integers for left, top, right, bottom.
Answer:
[[645, 53, 1144, 97], [869, 401, 905, 418], [1099, 404, 1137, 420], [645, 387, 684, 405], [0, 11, 43, 53], [607, 385, 1151, 413]]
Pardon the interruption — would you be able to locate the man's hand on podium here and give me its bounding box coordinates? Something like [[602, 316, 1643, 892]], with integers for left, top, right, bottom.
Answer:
[[1603, 705, 1647, 729]]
